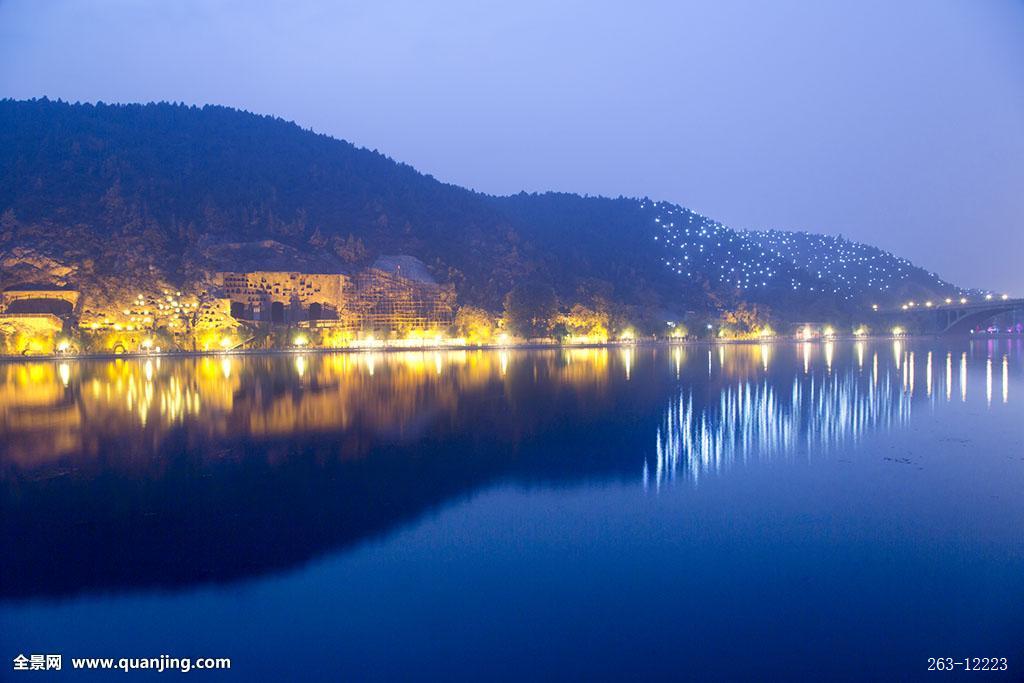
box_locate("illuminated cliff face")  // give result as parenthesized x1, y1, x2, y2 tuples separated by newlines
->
(217, 271, 349, 323)
(215, 261, 456, 333)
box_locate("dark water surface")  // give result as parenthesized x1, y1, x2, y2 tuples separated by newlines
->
(1, 340, 1022, 680)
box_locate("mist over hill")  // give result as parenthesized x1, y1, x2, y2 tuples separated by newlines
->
(0, 98, 966, 328)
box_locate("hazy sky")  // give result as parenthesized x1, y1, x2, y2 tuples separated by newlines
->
(2, 0, 1022, 292)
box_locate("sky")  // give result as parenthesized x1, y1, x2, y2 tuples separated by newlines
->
(1, 0, 1022, 293)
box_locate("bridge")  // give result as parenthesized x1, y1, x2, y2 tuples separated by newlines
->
(875, 296, 1024, 334)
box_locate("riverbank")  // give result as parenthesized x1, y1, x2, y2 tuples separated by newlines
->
(0, 333, 987, 364)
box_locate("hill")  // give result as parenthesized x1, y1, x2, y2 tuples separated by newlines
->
(0, 98, 967, 330)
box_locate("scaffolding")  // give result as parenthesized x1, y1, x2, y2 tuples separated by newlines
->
(348, 268, 455, 333)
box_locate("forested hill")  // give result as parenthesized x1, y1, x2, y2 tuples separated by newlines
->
(744, 229, 964, 302)
(0, 99, 964, 324)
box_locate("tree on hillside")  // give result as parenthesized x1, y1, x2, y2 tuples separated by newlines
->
(559, 304, 609, 340)
(503, 280, 558, 338)
(455, 305, 497, 343)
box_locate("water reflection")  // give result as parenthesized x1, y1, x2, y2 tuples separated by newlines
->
(650, 338, 1020, 489)
(653, 368, 907, 488)
(0, 340, 1019, 598)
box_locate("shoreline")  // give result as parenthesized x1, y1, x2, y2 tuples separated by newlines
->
(1, 333, 1012, 364)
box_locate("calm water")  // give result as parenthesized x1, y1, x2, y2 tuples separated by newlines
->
(1, 340, 1022, 680)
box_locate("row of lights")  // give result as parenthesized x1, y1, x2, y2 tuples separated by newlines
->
(874, 294, 1011, 311)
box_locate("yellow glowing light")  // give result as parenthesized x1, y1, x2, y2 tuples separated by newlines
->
(800, 326, 813, 341)
(901, 305, 908, 310)
(220, 337, 233, 349)
(823, 326, 835, 337)
(944, 298, 952, 304)
(871, 304, 878, 311)
(891, 326, 905, 336)
(1001, 294, 1009, 300)
(853, 326, 868, 336)
(925, 301, 933, 307)
(985, 294, 993, 300)
(497, 333, 511, 346)
(56, 339, 71, 353)
(619, 328, 635, 341)
(566, 334, 608, 345)
(907, 301, 915, 307)
(293, 333, 309, 347)
(141, 338, 153, 350)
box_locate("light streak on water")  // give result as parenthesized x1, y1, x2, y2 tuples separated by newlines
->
(1004, 355, 1009, 404)
(908, 352, 915, 395)
(926, 351, 932, 397)
(652, 368, 908, 488)
(946, 353, 952, 401)
(986, 357, 992, 406)
(960, 352, 967, 402)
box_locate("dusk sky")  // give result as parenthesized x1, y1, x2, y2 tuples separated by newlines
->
(2, 0, 1022, 293)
